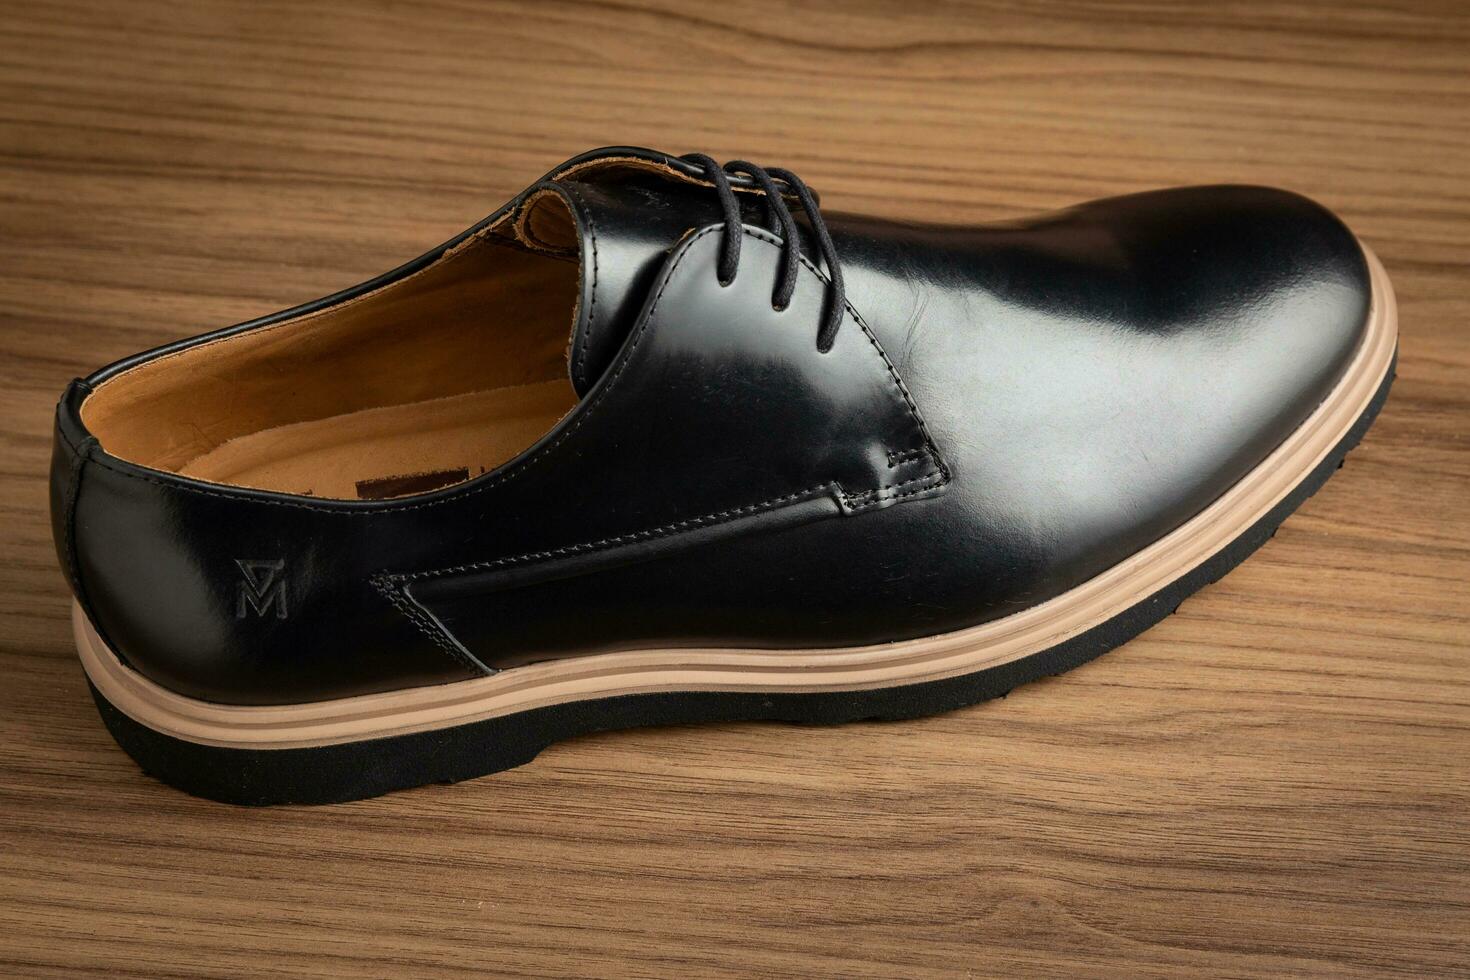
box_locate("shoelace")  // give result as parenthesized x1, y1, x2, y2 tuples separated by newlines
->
(680, 153, 846, 352)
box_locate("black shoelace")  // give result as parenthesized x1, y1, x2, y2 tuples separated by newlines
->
(680, 154, 846, 353)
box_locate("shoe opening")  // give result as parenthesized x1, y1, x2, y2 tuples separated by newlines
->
(79, 201, 584, 500)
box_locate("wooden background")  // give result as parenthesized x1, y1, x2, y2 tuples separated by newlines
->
(1, 1, 1466, 976)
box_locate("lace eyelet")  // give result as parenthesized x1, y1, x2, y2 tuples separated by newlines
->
(680, 153, 845, 348)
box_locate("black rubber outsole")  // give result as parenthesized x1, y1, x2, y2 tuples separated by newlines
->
(88, 357, 1396, 805)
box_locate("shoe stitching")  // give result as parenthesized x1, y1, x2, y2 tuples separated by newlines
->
(368, 574, 487, 674)
(62, 434, 96, 597)
(387, 468, 949, 586)
(885, 447, 929, 468)
(563, 181, 599, 391)
(377, 468, 948, 655)
(385, 483, 833, 583)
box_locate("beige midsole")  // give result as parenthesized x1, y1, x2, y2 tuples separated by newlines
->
(75, 247, 1399, 751)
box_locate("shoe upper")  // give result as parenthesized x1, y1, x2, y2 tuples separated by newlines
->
(50, 146, 1372, 704)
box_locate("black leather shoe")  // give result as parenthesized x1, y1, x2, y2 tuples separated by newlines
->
(50, 147, 1397, 804)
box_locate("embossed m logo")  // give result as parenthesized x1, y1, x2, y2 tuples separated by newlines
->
(235, 559, 288, 619)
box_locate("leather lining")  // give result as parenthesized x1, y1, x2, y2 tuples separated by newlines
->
(515, 188, 580, 255)
(81, 232, 581, 498)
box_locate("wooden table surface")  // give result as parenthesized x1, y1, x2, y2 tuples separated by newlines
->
(2, 1, 1467, 976)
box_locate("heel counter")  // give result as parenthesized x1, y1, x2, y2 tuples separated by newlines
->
(50, 381, 100, 615)
(57, 407, 483, 705)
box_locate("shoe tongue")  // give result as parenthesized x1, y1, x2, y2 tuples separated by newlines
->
(515, 171, 724, 396)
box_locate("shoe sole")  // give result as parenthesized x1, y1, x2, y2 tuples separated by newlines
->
(75, 247, 1400, 805)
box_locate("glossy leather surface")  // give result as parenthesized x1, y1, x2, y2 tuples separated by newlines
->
(50, 147, 1371, 704)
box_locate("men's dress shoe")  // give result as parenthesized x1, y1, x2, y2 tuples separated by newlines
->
(50, 147, 1397, 804)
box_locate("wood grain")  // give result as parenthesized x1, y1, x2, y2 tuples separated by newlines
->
(1, 1, 1467, 976)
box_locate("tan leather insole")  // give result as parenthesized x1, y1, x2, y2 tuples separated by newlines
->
(178, 379, 577, 498)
